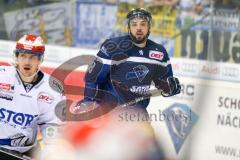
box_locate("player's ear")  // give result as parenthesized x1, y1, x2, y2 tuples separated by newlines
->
(128, 29, 131, 35)
(12, 51, 18, 66)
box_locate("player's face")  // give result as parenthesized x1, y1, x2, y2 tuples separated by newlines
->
(16, 53, 41, 77)
(129, 17, 149, 44)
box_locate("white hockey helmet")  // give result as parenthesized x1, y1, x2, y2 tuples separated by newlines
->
(15, 34, 45, 58)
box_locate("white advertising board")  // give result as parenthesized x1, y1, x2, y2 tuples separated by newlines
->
(0, 40, 240, 159)
(148, 77, 240, 160)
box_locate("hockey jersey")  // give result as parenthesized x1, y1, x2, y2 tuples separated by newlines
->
(0, 66, 65, 153)
(84, 35, 173, 109)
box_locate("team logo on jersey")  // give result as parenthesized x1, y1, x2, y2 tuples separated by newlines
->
(126, 65, 149, 82)
(130, 85, 150, 95)
(163, 103, 198, 154)
(0, 83, 14, 92)
(38, 92, 54, 104)
(149, 50, 164, 60)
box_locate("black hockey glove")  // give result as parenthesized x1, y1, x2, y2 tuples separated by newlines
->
(156, 77, 181, 97)
(161, 77, 181, 97)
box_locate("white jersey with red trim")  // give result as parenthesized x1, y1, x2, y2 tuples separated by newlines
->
(0, 66, 65, 153)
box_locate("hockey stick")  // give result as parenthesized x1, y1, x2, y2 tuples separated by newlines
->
(119, 88, 163, 108)
(0, 147, 32, 160)
(72, 83, 167, 115)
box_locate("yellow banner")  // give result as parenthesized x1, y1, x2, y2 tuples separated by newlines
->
(115, 4, 177, 38)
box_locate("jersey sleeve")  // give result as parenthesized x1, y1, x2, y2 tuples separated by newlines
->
(83, 39, 113, 102)
(37, 90, 66, 146)
(38, 94, 69, 160)
(161, 50, 173, 79)
(152, 45, 173, 88)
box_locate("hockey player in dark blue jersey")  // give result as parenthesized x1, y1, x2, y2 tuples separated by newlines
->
(75, 8, 181, 112)
(72, 8, 181, 160)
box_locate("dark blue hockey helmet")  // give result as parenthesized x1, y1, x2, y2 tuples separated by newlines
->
(126, 8, 152, 28)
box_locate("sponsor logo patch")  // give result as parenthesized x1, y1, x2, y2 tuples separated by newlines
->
(38, 92, 54, 104)
(130, 85, 150, 95)
(149, 50, 164, 60)
(0, 93, 13, 101)
(45, 126, 58, 138)
(0, 83, 13, 91)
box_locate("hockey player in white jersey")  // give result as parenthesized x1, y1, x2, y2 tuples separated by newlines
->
(0, 34, 65, 159)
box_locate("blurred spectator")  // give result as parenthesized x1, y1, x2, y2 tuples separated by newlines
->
(106, 0, 152, 4)
(102, 0, 139, 4)
(232, 0, 240, 9)
(146, 0, 208, 14)
(103, 0, 141, 4)
(163, 0, 202, 11)
(4, 0, 16, 4)
(190, 0, 210, 14)
(27, 0, 35, 6)
(146, 0, 209, 14)
(148, 0, 171, 7)
(104, 0, 119, 4)
(215, 0, 237, 9)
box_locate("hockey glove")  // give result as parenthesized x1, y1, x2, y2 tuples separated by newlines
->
(10, 133, 29, 147)
(161, 77, 181, 97)
(73, 100, 99, 114)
